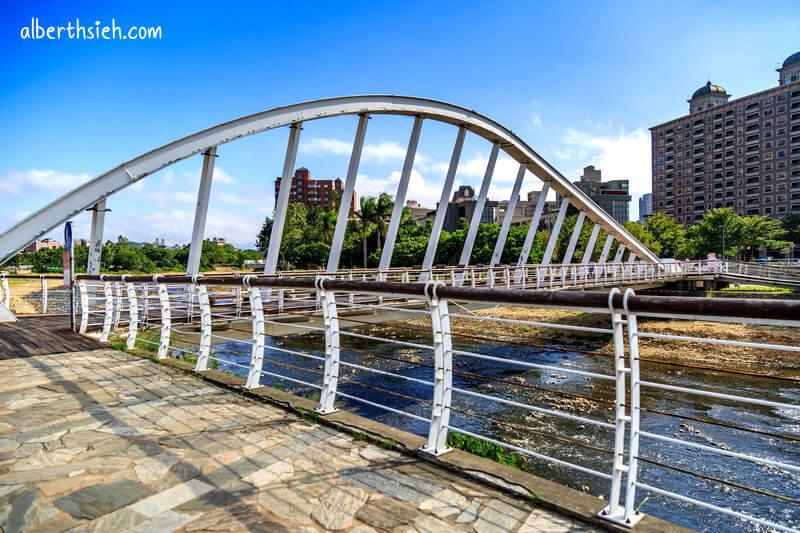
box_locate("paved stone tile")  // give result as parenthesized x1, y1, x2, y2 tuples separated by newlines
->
(0, 349, 592, 531)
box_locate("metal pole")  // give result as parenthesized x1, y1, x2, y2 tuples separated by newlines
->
(562, 211, 586, 265)
(581, 223, 601, 264)
(317, 282, 341, 414)
(541, 198, 570, 265)
(458, 142, 500, 271)
(187, 147, 217, 276)
(614, 243, 627, 263)
(245, 282, 265, 388)
(490, 163, 527, 267)
(327, 115, 368, 272)
(87, 199, 107, 275)
(420, 126, 466, 281)
(265, 124, 302, 274)
(515, 182, 551, 280)
(598, 235, 614, 264)
(378, 116, 424, 274)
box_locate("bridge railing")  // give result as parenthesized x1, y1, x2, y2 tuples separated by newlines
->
(73, 272, 800, 530)
(0, 273, 69, 315)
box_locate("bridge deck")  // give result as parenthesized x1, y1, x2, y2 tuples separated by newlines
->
(0, 344, 589, 531)
(0, 315, 104, 360)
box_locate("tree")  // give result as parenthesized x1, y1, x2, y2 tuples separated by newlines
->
(687, 208, 743, 259)
(645, 212, 688, 258)
(738, 216, 792, 260)
(781, 214, 800, 250)
(622, 221, 662, 258)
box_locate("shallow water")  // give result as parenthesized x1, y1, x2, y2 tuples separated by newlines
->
(207, 328, 800, 532)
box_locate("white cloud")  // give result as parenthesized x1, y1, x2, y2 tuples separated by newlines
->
(531, 113, 542, 128)
(560, 128, 651, 194)
(180, 166, 237, 185)
(300, 137, 439, 168)
(354, 169, 454, 209)
(0, 169, 92, 196)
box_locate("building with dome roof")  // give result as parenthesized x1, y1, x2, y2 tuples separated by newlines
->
(650, 51, 800, 224)
(689, 81, 730, 113)
(778, 52, 800, 86)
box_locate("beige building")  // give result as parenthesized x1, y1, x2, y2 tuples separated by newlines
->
(22, 238, 61, 253)
(650, 51, 800, 223)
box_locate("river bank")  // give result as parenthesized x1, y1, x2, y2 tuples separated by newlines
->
(387, 305, 800, 376)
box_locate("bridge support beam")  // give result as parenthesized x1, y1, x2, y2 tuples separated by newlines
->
(265, 124, 302, 274)
(628, 253, 637, 263)
(598, 235, 614, 264)
(327, 115, 369, 272)
(516, 182, 550, 274)
(541, 198, 569, 265)
(378, 117, 423, 274)
(614, 244, 626, 263)
(562, 211, 586, 265)
(420, 126, 466, 281)
(457, 142, 499, 274)
(490, 163, 527, 267)
(87, 199, 107, 275)
(187, 148, 217, 276)
(582, 223, 601, 264)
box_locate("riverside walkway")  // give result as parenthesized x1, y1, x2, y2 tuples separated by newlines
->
(0, 325, 603, 532)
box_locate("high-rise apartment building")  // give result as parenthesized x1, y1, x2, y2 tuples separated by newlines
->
(650, 52, 800, 224)
(558, 166, 631, 223)
(639, 193, 653, 221)
(439, 185, 498, 232)
(274, 168, 355, 211)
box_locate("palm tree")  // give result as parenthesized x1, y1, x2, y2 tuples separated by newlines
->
(357, 196, 378, 267)
(374, 193, 394, 250)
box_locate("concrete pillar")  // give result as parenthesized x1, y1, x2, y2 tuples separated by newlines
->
(598, 235, 614, 264)
(187, 147, 217, 276)
(378, 117, 423, 273)
(541, 198, 569, 265)
(327, 115, 369, 272)
(562, 211, 586, 265)
(490, 163, 527, 266)
(458, 142, 499, 267)
(516, 182, 550, 267)
(265, 124, 302, 274)
(420, 126, 466, 279)
(581, 223, 601, 264)
(87, 199, 107, 275)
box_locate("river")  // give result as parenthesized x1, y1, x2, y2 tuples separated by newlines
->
(206, 326, 800, 532)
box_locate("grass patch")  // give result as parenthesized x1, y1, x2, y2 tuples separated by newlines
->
(447, 431, 528, 471)
(721, 285, 792, 293)
(380, 438, 398, 450)
(352, 431, 366, 442)
(110, 341, 127, 351)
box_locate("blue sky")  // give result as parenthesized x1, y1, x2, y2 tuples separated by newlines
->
(1, 1, 798, 248)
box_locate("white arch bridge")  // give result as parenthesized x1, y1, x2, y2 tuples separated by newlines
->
(0, 95, 658, 275)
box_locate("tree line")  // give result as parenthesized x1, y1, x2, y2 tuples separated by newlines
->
(7, 199, 798, 274)
(6, 236, 262, 273)
(255, 195, 799, 270)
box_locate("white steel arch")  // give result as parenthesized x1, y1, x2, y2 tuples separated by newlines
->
(0, 95, 657, 266)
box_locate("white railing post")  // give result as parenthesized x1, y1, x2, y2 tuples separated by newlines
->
(245, 277, 265, 389)
(421, 282, 453, 456)
(235, 285, 242, 317)
(0, 274, 7, 308)
(112, 281, 122, 329)
(78, 279, 89, 334)
(40, 276, 48, 314)
(621, 288, 643, 525)
(599, 287, 631, 524)
(124, 277, 138, 349)
(156, 279, 171, 359)
(316, 277, 341, 414)
(194, 282, 212, 371)
(100, 278, 114, 342)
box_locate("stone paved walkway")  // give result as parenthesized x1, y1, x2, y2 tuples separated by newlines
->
(0, 349, 592, 532)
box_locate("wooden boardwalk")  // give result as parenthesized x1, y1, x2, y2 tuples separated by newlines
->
(0, 316, 105, 359)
